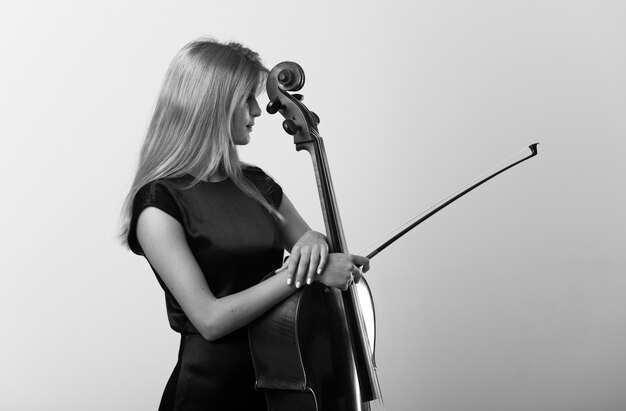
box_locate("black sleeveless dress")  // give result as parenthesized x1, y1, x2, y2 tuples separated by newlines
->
(128, 166, 284, 411)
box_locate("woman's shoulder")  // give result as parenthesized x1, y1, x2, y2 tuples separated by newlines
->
(135, 175, 195, 202)
(141, 174, 192, 190)
(242, 164, 280, 187)
(241, 164, 283, 208)
(241, 163, 266, 177)
(129, 177, 188, 255)
(133, 175, 194, 218)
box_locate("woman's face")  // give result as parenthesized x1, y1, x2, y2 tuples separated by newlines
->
(232, 93, 261, 145)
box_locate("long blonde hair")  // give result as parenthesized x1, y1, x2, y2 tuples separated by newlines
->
(120, 39, 278, 245)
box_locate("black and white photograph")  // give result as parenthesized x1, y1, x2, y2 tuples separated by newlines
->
(2, 1, 624, 410)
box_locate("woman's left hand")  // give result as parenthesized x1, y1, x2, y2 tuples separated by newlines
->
(277, 230, 329, 288)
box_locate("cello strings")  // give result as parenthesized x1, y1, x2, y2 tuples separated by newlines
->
(313, 127, 385, 405)
(355, 145, 534, 256)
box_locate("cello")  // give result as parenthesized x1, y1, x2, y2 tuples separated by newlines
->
(249, 62, 383, 411)
(249, 61, 539, 411)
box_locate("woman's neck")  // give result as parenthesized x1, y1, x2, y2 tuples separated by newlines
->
(188, 172, 227, 183)
(206, 173, 227, 183)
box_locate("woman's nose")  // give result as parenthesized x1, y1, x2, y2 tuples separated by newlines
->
(250, 97, 261, 117)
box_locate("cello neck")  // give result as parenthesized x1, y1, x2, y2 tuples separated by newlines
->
(297, 134, 348, 253)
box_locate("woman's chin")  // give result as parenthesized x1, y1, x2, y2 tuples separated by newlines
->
(233, 134, 251, 146)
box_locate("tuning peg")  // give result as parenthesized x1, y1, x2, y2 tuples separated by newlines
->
(278, 71, 291, 85)
(311, 111, 320, 124)
(282, 119, 299, 135)
(266, 99, 284, 115)
(292, 94, 304, 101)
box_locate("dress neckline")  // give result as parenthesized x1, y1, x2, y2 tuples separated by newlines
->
(184, 174, 230, 184)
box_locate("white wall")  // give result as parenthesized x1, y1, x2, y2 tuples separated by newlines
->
(1, 1, 624, 410)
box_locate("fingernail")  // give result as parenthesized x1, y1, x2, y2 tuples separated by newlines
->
(307, 278, 312, 285)
(287, 278, 292, 285)
(296, 281, 301, 288)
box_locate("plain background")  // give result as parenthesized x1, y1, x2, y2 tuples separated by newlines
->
(1, 1, 625, 410)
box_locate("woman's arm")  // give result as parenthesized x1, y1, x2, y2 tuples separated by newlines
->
(277, 194, 329, 287)
(137, 205, 369, 342)
(137, 207, 297, 341)
(277, 194, 317, 250)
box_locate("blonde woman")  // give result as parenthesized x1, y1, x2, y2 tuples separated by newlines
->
(120, 39, 369, 410)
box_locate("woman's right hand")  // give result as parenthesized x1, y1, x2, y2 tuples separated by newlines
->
(313, 253, 370, 291)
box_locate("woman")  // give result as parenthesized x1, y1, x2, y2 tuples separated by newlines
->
(120, 39, 369, 410)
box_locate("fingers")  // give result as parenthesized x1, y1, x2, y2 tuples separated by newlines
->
(348, 271, 355, 288)
(341, 273, 354, 291)
(348, 254, 369, 286)
(317, 243, 328, 275)
(285, 248, 301, 286)
(284, 244, 327, 288)
(294, 247, 311, 288)
(351, 265, 363, 284)
(282, 249, 370, 291)
(351, 254, 370, 273)
(306, 248, 320, 286)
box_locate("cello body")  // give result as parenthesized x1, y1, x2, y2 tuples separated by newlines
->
(249, 283, 361, 410)
(249, 62, 382, 411)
